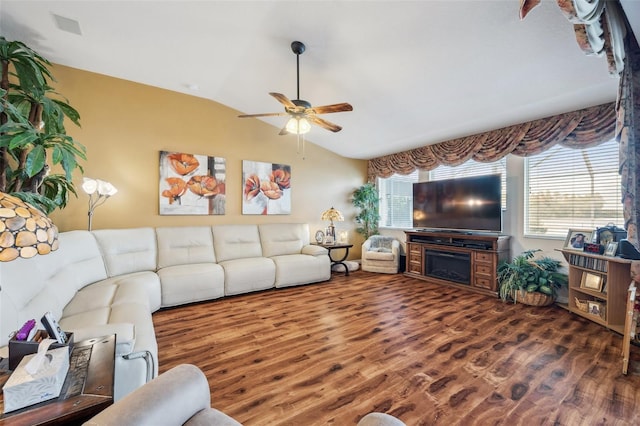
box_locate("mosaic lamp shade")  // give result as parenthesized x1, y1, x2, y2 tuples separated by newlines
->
(0, 192, 59, 262)
(321, 207, 344, 225)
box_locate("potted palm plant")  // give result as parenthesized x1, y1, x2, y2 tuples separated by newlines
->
(352, 183, 379, 239)
(0, 37, 86, 214)
(498, 249, 568, 306)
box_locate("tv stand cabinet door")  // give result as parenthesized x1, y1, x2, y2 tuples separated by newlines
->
(472, 251, 497, 291)
(407, 243, 423, 274)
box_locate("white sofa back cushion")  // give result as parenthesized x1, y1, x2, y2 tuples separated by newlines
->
(259, 223, 309, 257)
(212, 225, 263, 262)
(93, 228, 157, 277)
(0, 230, 108, 346)
(156, 226, 216, 268)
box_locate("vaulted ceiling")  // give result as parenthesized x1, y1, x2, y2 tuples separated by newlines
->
(1, 1, 636, 160)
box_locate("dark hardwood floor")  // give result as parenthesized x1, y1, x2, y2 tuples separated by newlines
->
(153, 271, 640, 425)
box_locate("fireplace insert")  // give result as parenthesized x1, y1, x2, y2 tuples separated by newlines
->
(425, 249, 470, 285)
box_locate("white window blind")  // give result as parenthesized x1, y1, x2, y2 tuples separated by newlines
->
(525, 139, 623, 238)
(428, 158, 507, 209)
(378, 170, 418, 228)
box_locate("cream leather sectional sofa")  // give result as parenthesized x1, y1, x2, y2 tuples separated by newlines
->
(0, 223, 330, 400)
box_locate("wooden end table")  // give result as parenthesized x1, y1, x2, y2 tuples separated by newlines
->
(314, 243, 354, 276)
(0, 335, 115, 425)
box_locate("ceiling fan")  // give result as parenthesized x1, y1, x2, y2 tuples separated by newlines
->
(238, 41, 353, 135)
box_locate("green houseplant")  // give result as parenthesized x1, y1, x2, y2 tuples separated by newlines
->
(498, 249, 568, 305)
(0, 37, 86, 214)
(352, 182, 380, 239)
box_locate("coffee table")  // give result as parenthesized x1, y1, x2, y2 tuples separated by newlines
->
(0, 335, 115, 425)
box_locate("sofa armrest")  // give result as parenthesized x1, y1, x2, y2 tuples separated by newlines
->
(391, 240, 400, 257)
(85, 364, 241, 426)
(68, 323, 136, 357)
(301, 245, 328, 257)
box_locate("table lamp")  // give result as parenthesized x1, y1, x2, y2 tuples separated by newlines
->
(321, 207, 344, 243)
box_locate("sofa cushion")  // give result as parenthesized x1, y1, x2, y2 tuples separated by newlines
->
(158, 263, 225, 307)
(156, 226, 216, 268)
(364, 251, 395, 261)
(95, 272, 162, 313)
(93, 228, 157, 277)
(219, 257, 275, 295)
(63, 279, 151, 317)
(258, 223, 309, 257)
(212, 225, 262, 262)
(271, 254, 330, 288)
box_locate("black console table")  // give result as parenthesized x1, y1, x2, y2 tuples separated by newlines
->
(405, 230, 510, 296)
(314, 243, 354, 276)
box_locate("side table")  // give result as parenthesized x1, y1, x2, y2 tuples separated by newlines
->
(314, 243, 354, 276)
(0, 335, 115, 425)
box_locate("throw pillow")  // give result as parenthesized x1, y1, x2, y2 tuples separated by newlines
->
(369, 236, 395, 251)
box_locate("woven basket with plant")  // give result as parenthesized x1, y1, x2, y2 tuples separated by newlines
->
(498, 249, 568, 306)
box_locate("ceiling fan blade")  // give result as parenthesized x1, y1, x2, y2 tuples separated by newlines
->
(238, 112, 288, 118)
(310, 103, 353, 115)
(308, 116, 343, 132)
(269, 92, 296, 109)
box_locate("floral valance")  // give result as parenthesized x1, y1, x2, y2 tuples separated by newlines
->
(368, 102, 616, 181)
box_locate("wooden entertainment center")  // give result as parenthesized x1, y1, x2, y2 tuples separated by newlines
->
(404, 229, 511, 295)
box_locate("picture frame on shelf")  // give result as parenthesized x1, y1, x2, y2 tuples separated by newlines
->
(587, 300, 603, 317)
(564, 228, 594, 251)
(324, 234, 335, 245)
(315, 230, 325, 244)
(581, 272, 603, 292)
(604, 242, 618, 257)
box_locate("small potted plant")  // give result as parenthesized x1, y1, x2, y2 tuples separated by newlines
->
(498, 249, 568, 306)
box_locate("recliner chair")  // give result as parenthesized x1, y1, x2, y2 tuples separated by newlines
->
(84, 364, 406, 426)
(361, 236, 400, 274)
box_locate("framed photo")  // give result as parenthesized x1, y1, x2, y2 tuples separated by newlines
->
(315, 230, 325, 244)
(604, 242, 618, 257)
(587, 301, 602, 317)
(564, 228, 594, 251)
(581, 272, 603, 292)
(324, 234, 335, 245)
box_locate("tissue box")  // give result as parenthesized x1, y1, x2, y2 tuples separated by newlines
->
(2, 346, 70, 413)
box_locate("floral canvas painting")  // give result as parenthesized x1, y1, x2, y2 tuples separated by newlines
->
(159, 151, 226, 215)
(242, 160, 291, 215)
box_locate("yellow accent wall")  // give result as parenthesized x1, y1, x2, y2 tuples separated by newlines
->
(48, 65, 367, 258)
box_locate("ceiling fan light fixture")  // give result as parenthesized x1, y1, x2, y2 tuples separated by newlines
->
(286, 116, 311, 134)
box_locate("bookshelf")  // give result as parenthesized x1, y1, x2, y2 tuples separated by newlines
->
(561, 249, 632, 334)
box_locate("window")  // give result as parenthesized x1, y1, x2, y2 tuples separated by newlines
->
(377, 159, 506, 229)
(429, 158, 507, 209)
(377, 170, 418, 228)
(525, 139, 623, 238)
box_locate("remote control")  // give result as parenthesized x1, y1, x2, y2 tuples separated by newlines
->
(41, 311, 67, 344)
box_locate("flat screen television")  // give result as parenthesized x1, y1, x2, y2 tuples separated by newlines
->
(413, 174, 502, 232)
